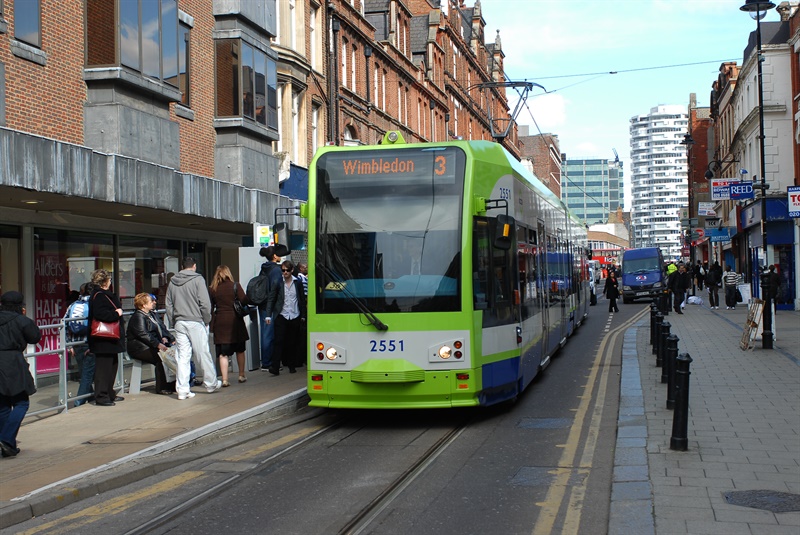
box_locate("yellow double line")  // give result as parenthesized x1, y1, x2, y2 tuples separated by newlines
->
(533, 309, 647, 535)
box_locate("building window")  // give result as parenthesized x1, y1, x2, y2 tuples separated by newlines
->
(311, 104, 319, 156)
(14, 0, 40, 47)
(178, 21, 190, 107)
(310, 7, 317, 69)
(341, 41, 347, 90)
(215, 39, 278, 130)
(87, 0, 179, 88)
(351, 45, 356, 93)
(289, 0, 297, 50)
(118, 0, 178, 84)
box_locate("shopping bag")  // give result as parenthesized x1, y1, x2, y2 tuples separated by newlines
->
(158, 347, 178, 380)
(735, 288, 743, 303)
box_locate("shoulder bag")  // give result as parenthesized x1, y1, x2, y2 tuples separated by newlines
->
(90, 294, 121, 339)
(233, 282, 252, 318)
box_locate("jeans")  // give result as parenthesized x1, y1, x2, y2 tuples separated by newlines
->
(74, 345, 95, 406)
(0, 393, 30, 449)
(724, 285, 737, 308)
(708, 285, 720, 308)
(174, 320, 217, 395)
(258, 308, 275, 368)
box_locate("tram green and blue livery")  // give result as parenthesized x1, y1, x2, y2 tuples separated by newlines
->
(306, 132, 591, 408)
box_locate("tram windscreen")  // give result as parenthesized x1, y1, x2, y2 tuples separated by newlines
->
(315, 147, 465, 313)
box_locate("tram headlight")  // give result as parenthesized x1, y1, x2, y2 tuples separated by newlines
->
(438, 345, 452, 359)
(326, 347, 338, 360)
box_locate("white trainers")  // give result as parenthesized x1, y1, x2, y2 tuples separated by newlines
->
(206, 379, 222, 393)
(177, 391, 196, 400)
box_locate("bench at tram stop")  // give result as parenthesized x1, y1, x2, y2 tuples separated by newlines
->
(127, 357, 155, 394)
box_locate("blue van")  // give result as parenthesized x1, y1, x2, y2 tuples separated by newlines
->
(620, 247, 665, 303)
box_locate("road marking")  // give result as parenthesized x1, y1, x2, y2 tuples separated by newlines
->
(225, 425, 325, 461)
(532, 309, 647, 535)
(16, 471, 205, 535)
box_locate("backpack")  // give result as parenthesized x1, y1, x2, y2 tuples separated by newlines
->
(246, 266, 275, 306)
(66, 297, 90, 335)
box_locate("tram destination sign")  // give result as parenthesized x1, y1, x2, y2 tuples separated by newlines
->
(323, 148, 460, 186)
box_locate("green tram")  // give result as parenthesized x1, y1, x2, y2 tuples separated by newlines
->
(305, 132, 591, 408)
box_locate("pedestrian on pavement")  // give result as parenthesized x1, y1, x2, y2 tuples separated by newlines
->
(267, 260, 307, 374)
(295, 262, 309, 297)
(604, 271, 620, 313)
(0, 291, 41, 457)
(209, 265, 249, 386)
(88, 269, 126, 406)
(766, 265, 781, 304)
(255, 246, 284, 372)
(669, 263, 691, 314)
(69, 282, 96, 406)
(694, 260, 705, 291)
(722, 265, 740, 310)
(126, 293, 176, 395)
(705, 261, 722, 309)
(166, 257, 221, 400)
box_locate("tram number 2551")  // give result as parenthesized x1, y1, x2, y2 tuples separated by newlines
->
(369, 340, 405, 352)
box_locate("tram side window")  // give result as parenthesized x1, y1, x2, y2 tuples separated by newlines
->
(473, 217, 516, 327)
(518, 226, 538, 321)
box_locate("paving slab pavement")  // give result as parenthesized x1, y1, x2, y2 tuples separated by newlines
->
(0, 366, 308, 529)
(610, 303, 800, 535)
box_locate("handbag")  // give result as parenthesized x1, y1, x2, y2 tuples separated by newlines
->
(735, 288, 743, 303)
(90, 318, 120, 339)
(233, 282, 253, 318)
(90, 293, 121, 339)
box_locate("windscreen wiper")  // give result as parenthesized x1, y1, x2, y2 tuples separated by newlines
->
(319, 264, 388, 331)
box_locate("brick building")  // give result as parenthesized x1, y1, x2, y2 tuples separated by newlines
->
(0, 0, 519, 378)
(517, 126, 561, 197)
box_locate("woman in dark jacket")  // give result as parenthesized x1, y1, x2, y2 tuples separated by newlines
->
(0, 291, 41, 457)
(126, 293, 176, 394)
(87, 269, 125, 406)
(604, 272, 620, 313)
(209, 265, 249, 386)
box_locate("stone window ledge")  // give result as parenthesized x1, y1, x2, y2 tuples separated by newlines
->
(84, 67, 182, 102)
(10, 40, 47, 66)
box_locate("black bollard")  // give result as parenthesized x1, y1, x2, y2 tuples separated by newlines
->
(670, 353, 693, 451)
(650, 302, 659, 347)
(665, 334, 679, 407)
(658, 321, 670, 370)
(653, 312, 663, 356)
(660, 290, 670, 316)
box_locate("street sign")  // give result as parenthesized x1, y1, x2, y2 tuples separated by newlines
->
(708, 228, 732, 243)
(789, 186, 800, 217)
(730, 181, 754, 200)
(705, 218, 722, 229)
(693, 228, 705, 238)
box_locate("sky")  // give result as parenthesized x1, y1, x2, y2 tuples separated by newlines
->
(476, 0, 784, 210)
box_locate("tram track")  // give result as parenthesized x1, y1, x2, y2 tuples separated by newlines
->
(116, 411, 474, 535)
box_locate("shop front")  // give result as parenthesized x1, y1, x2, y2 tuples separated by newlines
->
(740, 198, 796, 310)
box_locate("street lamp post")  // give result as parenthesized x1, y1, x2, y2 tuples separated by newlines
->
(680, 133, 696, 293)
(740, 0, 775, 350)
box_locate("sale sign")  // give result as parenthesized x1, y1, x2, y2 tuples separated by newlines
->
(789, 186, 800, 217)
(710, 179, 736, 201)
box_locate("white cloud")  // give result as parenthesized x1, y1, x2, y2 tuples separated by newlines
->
(514, 92, 567, 132)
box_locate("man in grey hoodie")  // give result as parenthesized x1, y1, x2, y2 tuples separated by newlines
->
(166, 257, 221, 399)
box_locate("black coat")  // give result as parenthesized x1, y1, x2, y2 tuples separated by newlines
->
(0, 310, 42, 397)
(604, 277, 619, 300)
(88, 287, 125, 354)
(126, 310, 173, 358)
